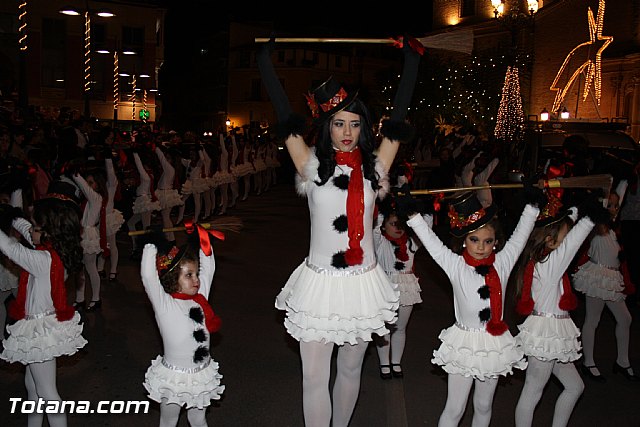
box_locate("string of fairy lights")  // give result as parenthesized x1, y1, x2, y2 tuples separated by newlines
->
(18, 1, 28, 51)
(113, 52, 119, 112)
(494, 66, 525, 142)
(131, 74, 137, 120)
(84, 12, 91, 94)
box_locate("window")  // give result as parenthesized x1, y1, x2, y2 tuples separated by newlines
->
(461, 0, 476, 17)
(122, 26, 144, 55)
(92, 23, 107, 52)
(41, 18, 66, 88)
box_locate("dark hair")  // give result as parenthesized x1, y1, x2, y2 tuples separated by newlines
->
(314, 98, 380, 190)
(84, 168, 108, 200)
(449, 217, 504, 254)
(32, 198, 83, 273)
(380, 211, 419, 253)
(514, 216, 574, 298)
(159, 247, 198, 294)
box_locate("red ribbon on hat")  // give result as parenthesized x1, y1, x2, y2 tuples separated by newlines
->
(184, 219, 225, 256)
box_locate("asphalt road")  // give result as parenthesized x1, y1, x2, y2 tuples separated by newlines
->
(1, 181, 639, 427)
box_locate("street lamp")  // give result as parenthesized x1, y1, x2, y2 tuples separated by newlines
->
(59, 2, 115, 118)
(540, 107, 549, 121)
(560, 106, 570, 119)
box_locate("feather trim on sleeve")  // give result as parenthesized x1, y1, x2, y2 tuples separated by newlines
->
(295, 149, 319, 196)
(375, 157, 389, 200)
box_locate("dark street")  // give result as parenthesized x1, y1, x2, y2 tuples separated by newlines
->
(1, 182, 639, 427)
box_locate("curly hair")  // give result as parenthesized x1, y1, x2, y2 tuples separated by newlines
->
(32, 198, 83, 273)
(159, 247, 199, 294)
(313, 98, 380, 190)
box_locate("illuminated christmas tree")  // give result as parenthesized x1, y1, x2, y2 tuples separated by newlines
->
(494, 65, 525, 143)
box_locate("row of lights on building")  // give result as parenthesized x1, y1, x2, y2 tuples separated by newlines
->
(540, 106, 570, 121)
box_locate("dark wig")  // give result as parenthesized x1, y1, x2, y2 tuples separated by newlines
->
(313, 98, 380, 190)
(32, 198, 84, 273)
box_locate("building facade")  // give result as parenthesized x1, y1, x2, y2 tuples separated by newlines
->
(0, 0, 165, 127)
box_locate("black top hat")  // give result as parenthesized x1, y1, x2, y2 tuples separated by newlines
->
(447, 191, 498, 237)
(45, 179, 82, 207)
(535, 192, 570, 227)
(304, 76, 358, 124)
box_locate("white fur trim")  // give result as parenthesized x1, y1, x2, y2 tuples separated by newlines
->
(295, 149, 320, 197)
(375, 158, 389, 200)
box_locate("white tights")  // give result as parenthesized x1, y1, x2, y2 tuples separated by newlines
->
(582, 296, 632, 368)
(97, 233, 119, 275)
(127, 211, 152, 250)
(515, 357, 583, 427)
(160, 208, 176, 242)
(300, 339, 368, 427)
(218, 184, 229, 212)
(76, 253, 100, 303)
(376, 305, 413, 367)
(438, 374, 498, 427)
(177, 193, 202, 223)
(25, 359, 66, 427)
(159, 401, 207, 427)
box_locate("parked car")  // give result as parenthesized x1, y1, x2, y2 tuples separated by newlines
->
(511, 120, 639, 181)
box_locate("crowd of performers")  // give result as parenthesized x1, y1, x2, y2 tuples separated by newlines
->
(1, 47, 640, 424)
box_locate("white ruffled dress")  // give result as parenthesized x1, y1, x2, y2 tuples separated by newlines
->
(275, 150, 398, 346)
(140, 244, 224, 409)
(0, 228, 87, 364)
(407, 205, 539, 380)
(572, 229, 625, 302)
(516, 216, 594, 363)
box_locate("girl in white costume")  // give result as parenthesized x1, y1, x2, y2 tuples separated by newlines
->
(213, 135, 235, 215)
(0, 193, 86, 427)
(373, 192, 431, 379)
(127, 150, 161, 253)
(407, 191, 540, 427)
(155, 145, 184, 242)
(572, 190, 639, 381)
(97, 155, 125, 282)
(513, 192, 601, 427)
(258, 35, 420, 426)
(72, 170, 107, 311)
(140, 227, 224, 427)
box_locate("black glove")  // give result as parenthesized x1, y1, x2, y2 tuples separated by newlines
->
(579, 190, 610, 225)
(522, 174, 548, 208)
(256, 37, 306, 140)
(390, 35, 421, 122)
(393, 183, 418, 219)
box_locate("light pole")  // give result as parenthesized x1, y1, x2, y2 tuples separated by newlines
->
(17, 1, 29, 116)
(59, 2, 115, 118)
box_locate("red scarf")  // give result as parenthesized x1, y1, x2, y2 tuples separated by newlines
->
(148, 170, 158, 202)
(335, 147, 364, 266)
(170, 292, 221, 333)
(383, 231, 409, 262)
(462, 251, 508, 336)
(517, 255, 577, 315)
(8, 243, 74, 322)
(100, 197, 110, 257)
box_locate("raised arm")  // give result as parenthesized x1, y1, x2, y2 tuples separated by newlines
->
(377, 37, 422, 172)
(105, 158, 118, 188)
(256, 38, 310, 175)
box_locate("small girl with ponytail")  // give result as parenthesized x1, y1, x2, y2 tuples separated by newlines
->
(513, 192, 599, 427)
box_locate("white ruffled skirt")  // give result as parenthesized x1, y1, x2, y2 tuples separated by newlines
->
(572, 261, 625, 301)
(432, 323, 527, 380)
(144, 355, 225, 409)
(0, 311, 87, 364)
(213, 171, 235, 186)
(275, 259, 399, 345)
(106, 209, 125, 236)
(389, 272, 422, 306)
(232, 164, 254, 178)
(133, 194, 161, 214)
(516, 315, 581, 362)
(81, 225, 102, 255)
(0, 263, 19, 292)
(254, 159, 267, 172)
(156, 188, 184, 209)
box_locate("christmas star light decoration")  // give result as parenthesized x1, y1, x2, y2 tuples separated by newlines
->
(550, 0, 612, 113)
